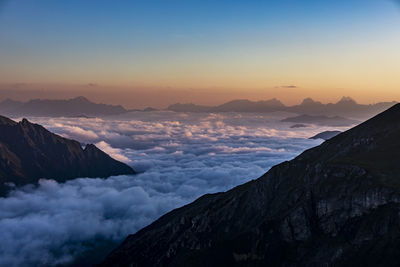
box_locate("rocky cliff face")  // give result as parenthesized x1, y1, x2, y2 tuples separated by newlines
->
(0, 115, 135, 194)
(100, 104, 400, 267)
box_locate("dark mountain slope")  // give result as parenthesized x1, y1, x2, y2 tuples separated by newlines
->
(0, 115, 135, 194)
(101, 104, 400, 267)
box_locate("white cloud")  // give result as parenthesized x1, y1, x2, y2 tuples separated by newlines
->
(95, 141, 132, 164)
(58, 125, 99, 141)
(1, 111, 351, 266)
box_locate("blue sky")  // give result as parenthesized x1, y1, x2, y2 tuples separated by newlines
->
(0, 0, 399, 106)
(2, 0, 393, 48)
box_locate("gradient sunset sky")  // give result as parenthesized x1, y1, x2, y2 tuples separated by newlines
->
(0, 0, 399, 108)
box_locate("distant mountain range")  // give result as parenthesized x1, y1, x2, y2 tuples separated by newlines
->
(168, 97, 397, 119)
(0, 96, 396, 119)
(101, 104, 400, 267)
(0, 96, 397, 119)
(0, 115, 135, 195)
(0, 96, 127, 117)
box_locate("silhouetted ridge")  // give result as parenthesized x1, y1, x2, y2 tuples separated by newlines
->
(0, 116, 135, 195)
(101, 103, 400, 267)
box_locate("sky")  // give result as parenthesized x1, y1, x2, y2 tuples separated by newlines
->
(0, 0, 400, 107)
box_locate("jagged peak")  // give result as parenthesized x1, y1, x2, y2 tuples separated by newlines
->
(84, 143, 98, 151)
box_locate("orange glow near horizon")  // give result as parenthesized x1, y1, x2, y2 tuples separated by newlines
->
(0, 0, 399, 108)
(0, 83, 399, 109)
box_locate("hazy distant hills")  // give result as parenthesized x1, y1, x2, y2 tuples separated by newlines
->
(167, 98, 285, 113)
(0, 96, 127, 117)
(281, 114, 359, 126)
(215, 98, 285, 112)
(101, 104, 400, 267)
(0, 115, 135, 195)
(287, 97, 397, 118)
(168, 97, 397, 119)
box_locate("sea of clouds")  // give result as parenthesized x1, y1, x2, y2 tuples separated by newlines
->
(0, 111, 351, 266)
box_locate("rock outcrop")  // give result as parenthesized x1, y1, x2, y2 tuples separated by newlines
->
(0, 115, 135, 195)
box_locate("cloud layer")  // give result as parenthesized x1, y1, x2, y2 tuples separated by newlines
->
(1, 111, 348, 266)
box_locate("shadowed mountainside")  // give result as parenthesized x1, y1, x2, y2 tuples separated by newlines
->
(101, 104, 400, 267)
(0, 115, 135, 195)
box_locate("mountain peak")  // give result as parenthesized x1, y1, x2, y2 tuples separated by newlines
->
(300, 97, 322, 106)
(337, 96, 357, 104)
(302, 97, 314, 103)
(262, 98, 284, 106)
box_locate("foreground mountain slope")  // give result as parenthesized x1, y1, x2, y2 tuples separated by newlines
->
(0, 115, 135, 194)
(101, 104, 400, 267)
